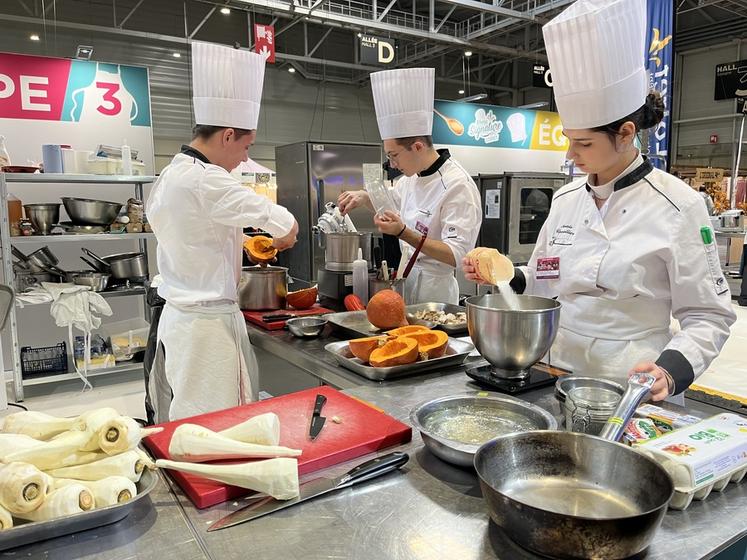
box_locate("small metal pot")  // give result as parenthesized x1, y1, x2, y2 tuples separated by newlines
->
(70, 271, 111, 292)
(238, 266, 288, 310)
(23, 203, 60, 235)
(322, 232, 373, 272)
(81, 248, 147, 279)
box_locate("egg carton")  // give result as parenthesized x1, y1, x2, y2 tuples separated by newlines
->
(636, 413, 747, 510)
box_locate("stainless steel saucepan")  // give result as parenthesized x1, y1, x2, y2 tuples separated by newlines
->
(474, 373, 674, 560)
(82, 248, 147, 279)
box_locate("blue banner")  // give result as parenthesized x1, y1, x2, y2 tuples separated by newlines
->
(646, 0, 674, 170)
(432, 100, 568, 152)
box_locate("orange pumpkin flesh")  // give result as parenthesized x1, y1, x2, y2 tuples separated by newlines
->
(387, 325, 430, 337)
(401, 330, 449, 359)
(287, 286, 318, 310)
(244, 235, 278, 263)
(348, 335, 390, 362)
(369, 337, 419, 368)
(366, 290, 407, 330)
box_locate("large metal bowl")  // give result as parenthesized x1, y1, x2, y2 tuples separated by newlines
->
(410, 393, 557, 467)
(466, 294, 561, 379)
(23, 203, 60, 235)
(62, 197, 123, 226)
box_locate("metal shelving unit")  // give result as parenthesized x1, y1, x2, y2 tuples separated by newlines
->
(0, 173, 156, 401)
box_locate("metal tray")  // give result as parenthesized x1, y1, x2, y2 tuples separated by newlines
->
(0, 467, 157, 551)
(325, 338, 475, 381)
(326, 303, 468, 339)
(405, 302, 468, 335)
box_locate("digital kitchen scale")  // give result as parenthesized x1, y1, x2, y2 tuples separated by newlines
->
(466, 362, 571, 394)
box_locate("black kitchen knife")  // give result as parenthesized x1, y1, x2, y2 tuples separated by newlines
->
(309, 394, 327, 440)
(207, 452, 409, 532)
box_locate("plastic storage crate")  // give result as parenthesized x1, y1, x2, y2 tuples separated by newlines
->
(20, 343, 68, 377)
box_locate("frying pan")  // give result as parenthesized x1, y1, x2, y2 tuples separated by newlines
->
(474, 373, 675, 560)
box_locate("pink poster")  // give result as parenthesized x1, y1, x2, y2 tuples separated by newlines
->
(0, 53, 71, 121)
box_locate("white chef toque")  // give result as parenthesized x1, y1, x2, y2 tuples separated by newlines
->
(542, 0, 648, 129)
(371, 68, 435, 140)
(191, 41, 266, 130)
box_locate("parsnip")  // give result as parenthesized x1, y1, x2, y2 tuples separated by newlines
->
(2, 430, 91, 470)
(219, 413, 281, 446)
(169, 424, 301, 463)
(0, 433, 45, 456)
(54, 476, 137, 506)
(45, 449, 150, 482)
(14, 483, 94, 522)
(75, 408, 121, 451)
(0, 462, 48, 514)
(1, 411, 78, 440)
(0, 503, 12, 530)
(156, 457, 299, 500)
(98, 416, 163, 456)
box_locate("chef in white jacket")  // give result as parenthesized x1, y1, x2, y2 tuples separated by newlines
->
(464, 0, 736, 402)
(338, 68, 481, 305)
(146, 42, 298, 422)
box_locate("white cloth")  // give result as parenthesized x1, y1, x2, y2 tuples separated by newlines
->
(191, 41, 266, 130)
(371, 68, 435, 139)
(149, 301, 257, 422)
(146, 152, 295, 305)
(41, 282, 113, 390)
(542, 0, 648, 129)
(519, 161, 736, 392)
(391, 152, 481, 304)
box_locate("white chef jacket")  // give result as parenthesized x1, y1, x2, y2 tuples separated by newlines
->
(391, 150, 482, 304)
(516, 155, 736, 394)
(147, 148, 295, 305)
(145, 146, 295, 421)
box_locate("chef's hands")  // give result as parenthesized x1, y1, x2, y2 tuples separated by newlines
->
(629, 361, 674, 402)
(374, 210, 404, 236)
(338, 190, 370, 215)
(272, 220, 299, 251)
(462, 257, 491, 285)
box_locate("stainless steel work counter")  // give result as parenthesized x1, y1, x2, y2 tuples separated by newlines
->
(5, 323, 746, 559)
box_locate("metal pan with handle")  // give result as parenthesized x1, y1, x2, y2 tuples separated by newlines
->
(82, 248, 147, 279)
(474, 373, 675, 560)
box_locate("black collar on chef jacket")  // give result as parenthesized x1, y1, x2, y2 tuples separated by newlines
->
(418, 148, 451, 177)
(180, 144, 211, 165)
(584, 156, 654, 193)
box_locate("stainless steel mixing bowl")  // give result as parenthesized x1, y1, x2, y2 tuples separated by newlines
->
(466, 294, 561, 379)
(23, 203, 60, 235)
(286, 317, 328, 338)
(62, 197, 123, 226)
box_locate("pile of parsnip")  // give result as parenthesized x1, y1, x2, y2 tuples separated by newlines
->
(0, 409, 302, 530)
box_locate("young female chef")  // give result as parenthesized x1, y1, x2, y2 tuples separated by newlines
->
(463, 0, 736, 402)
(338, 68, 482, 305)
(146, 42, 298, 422)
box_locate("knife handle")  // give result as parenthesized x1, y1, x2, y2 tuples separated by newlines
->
(338, 452, 409, 488)
(312, 394, 327, 416)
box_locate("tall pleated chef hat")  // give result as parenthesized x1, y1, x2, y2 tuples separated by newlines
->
(542, 0, 648, 129)
(371, 68, 435, 140)
(191, 41, 266, 130)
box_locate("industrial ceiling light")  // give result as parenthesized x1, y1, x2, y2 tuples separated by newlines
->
(458, 89, 465, 95)
(518, 101, 549, 109)
(220, 7, 231, 14)
(288, 67, 296, 73)
(29, 34, 40, 41)
(459, 93, 488, 103)
(173, 52, 181, 58)
(75, 45, 93, 60)
(464, 50, 473, 57)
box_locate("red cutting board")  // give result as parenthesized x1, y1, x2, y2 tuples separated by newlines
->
(242, 305, 334, 330)
(143, 386, 411, 509)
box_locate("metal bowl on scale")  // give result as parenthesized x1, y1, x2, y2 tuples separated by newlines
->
(465, 294, 561, 379)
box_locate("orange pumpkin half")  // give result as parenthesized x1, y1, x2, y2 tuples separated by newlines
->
(244, 235, 278, 263)
(369, 337, 419, 368)
(287, 286, 318, 310)
(348, 335, 390, 362)
(387, 325, 431, 337)
(401, 330, 449, 359)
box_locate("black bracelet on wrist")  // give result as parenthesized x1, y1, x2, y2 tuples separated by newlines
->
(396, 225, 407, 238)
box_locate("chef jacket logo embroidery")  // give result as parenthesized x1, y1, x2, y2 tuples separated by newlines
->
(468, 109, 503, 144)
(446, 225, 458, 239)
(550, 225, 575, 246)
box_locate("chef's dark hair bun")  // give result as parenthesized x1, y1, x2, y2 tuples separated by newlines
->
(592, 90, 664, 141)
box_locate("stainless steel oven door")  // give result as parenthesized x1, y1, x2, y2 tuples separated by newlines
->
(507, 183, 560, 263)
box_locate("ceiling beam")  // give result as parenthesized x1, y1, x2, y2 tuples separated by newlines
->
(118, 0, 147, 28)
(437, 0, 537, 22)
